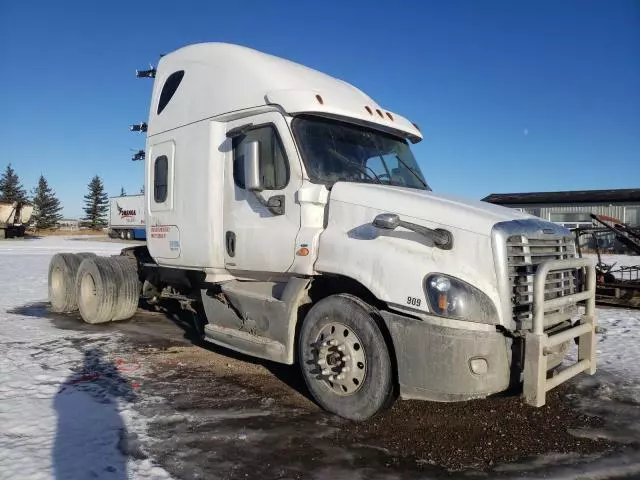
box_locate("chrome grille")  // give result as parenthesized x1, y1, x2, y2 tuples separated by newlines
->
(507, 235, 578, 328)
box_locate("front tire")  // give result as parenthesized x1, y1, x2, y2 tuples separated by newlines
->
(298, 294, 395, 421)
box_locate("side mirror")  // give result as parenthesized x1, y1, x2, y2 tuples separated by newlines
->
(243, 141, 262, 192)
(373, 213, 400, 230)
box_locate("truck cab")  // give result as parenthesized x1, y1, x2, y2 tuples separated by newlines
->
(50, 43, 597, 420)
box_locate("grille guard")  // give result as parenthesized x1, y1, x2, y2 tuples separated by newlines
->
(523, 257, 597, 407)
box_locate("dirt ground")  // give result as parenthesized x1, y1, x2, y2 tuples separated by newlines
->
(13, 303, 639, 479)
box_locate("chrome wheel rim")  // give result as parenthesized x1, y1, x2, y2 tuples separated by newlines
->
(312, 322, 366, 396)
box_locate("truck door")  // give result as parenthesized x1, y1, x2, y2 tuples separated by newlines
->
(223, 113, 302, 273)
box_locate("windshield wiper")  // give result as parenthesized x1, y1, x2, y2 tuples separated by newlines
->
(361, 164, 383, 184)
(329, 148, 383, 184)
(393, 155, 429, 189)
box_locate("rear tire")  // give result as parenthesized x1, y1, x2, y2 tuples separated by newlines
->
(76, 257, 118, 324)
(110, 256, 140, 321)
(298, 294, 395, 421)
(49, 253, 83, 312)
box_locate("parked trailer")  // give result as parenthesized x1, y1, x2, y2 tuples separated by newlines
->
(1, 201, 33, 238)
(108, 195, 146, 240)
(48, 43, 597, 420)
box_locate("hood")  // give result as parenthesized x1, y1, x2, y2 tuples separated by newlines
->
(328, 182, 534, 236)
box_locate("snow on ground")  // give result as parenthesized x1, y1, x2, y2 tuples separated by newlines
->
(0, 236, 172, 480)
(585, 253, 639, 280)
(0, 236, 639, 479)
(597, 254, 640, 269)
(592, 307, 640, 384)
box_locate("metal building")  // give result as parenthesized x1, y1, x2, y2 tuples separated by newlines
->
(56, 219, 80, 231)
(482, 188, 640, 229)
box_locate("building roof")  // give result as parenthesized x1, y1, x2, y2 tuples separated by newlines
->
(482, 188, 640, 205)
(148, 43, 421, 142)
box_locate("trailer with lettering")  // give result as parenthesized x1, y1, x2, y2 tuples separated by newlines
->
(108, 194, 145, 240)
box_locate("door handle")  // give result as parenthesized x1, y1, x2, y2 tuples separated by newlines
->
(225, 231, 236, 257)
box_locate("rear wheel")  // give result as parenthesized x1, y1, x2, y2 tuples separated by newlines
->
(298, 294, 395, 421)
(49, 254, 82, 312)
(76, 257, 118, 324)
(110, 256, 140, 321)
(49, 253, 97, 312)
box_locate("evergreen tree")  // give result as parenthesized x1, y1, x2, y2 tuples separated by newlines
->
(0, 163, 28, 203)
(83, 175, 109, 229)
(31, 175, 63, 229)
(120, 186, 126, 196)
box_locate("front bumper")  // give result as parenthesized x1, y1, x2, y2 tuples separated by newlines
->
(522, 258, 597, 407)
(381, 257, 597, 407)
(380, 311, 511, 402)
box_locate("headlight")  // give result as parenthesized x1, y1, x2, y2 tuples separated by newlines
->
(424, 274, 498, 324)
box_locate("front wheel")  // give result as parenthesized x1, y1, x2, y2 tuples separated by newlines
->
(298, 294, 396, 421)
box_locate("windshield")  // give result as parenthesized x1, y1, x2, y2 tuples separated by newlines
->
(291, 115, 430, 191)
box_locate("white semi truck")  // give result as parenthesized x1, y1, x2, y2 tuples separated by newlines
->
(48, 43, 597, 420)
(108, 194, 146, 240)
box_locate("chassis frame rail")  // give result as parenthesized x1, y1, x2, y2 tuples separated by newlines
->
(523, 258, 597, 407)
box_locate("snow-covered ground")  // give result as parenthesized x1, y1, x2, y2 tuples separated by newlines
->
(0, 237, 172, 480)
(0, 236, 638, 479)
(597, 254, 639, 269)
(586, 253, 639, 281)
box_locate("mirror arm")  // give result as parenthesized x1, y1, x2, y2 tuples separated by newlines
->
(398, 220, 453, 250)
(373, 213, 453, 250)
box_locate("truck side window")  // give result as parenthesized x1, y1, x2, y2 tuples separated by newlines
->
(154, 155, 168, 202)
(233, 126, 289, 190)
(157, 71, 185, 114)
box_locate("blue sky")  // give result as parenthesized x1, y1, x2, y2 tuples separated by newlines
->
(1, 0, 638, 218)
